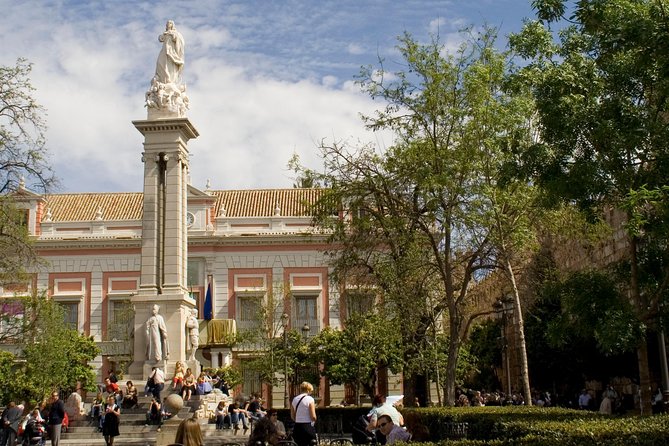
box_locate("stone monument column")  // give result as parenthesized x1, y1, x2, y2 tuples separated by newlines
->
(128, 20, 198, 378)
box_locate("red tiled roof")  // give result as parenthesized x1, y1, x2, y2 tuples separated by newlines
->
(44, 193, 143, 222)
(210, 189, 324, 217)
(42, 189, 324, 222)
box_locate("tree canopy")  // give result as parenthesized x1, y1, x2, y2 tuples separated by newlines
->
(0, 293, 99, 404)
(510, 0, 669, 412)
(310, 312, 402, 404)
(294, 28, 538, 405)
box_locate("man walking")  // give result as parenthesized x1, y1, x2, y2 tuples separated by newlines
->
(149, 366, 165, 402)
(47, 391, 66, 446)
(2, 401, 23, 446)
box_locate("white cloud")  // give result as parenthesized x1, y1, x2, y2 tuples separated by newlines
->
(187, 25, 234, 52)
(347, 43, 365, 55)
(0, 0, 533, 193)
(321, 75, 338, 88)
(185, 58, 389, 190)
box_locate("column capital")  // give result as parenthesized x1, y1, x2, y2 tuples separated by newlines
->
(132, 117, 199, 140)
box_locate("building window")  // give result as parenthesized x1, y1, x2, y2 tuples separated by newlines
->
(294, 295, 319, 337)
(241, 360, 262, 397)
(50, 276, 86, 333)
(0, 299, 25, 343)
(237, 294, 263, 333)
(107, 300, 133, 341)
(12, 209, 29, 227)
(59, 302, 79, 330)
(344, 290, 375, 318)
(188, 258, 205, 310)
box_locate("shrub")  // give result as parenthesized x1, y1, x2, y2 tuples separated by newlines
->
(400, 407, 669, 445)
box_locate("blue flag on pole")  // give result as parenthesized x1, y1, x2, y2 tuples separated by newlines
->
(204, 281, 213, 320)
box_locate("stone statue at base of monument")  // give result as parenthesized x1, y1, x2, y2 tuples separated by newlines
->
(146, 304, 170, 362)
(186, 308, 199, 361)
(145, 20, 190, 117)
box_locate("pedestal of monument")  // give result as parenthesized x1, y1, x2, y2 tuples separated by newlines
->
(129, 291, 198, 378)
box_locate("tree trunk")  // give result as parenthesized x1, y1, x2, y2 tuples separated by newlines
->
(403, 376, 417, 408)
(432, 324, 442, 406)
(630, 235, 653, 415)
(444, 321, 460, 406)
(504, 258, 532, 406)
(402, 373, 427, 407)
(434, 348, 442, 406)
(355, 378, 361, 406)
(637, 339, 653, 415)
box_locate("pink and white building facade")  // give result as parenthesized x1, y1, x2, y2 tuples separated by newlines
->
(8, 181, 345, 406)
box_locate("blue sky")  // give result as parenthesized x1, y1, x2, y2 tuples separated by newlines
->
(0, 0, 537, 193)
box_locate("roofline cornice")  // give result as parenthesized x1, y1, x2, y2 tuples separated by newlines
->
(35, 238, 141, 251)
(187, 233, 331, 247)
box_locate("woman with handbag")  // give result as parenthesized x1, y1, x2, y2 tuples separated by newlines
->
(290, 382, 317, 446)
(101, 395, 120, 446)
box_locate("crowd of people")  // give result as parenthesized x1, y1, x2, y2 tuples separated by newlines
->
(166, 362, 231, 402)
(350, 393, 431, 445)
(454, 388, 529, 407)
(0, 391, 65, 446)
(2, 365, 651, 446)
(171, 387, 288, 446)
(452, 383, 651, 415)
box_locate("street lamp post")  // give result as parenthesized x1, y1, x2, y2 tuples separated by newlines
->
(299, 323, 311, 400)
(281, 313, 289, 409)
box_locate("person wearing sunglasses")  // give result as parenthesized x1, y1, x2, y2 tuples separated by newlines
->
(267, 409, 286, 438)
(376, 414, 410, 445)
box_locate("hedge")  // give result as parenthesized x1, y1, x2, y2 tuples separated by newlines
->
(274, 406, 669, 445)
(401, 406, 669, 445)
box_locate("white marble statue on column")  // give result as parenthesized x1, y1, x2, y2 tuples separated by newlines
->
(146, 304, 170, 362)
(145, 20, 190, 117)
(186, 308, 199, 361)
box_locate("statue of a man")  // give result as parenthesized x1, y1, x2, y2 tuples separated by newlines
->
(186, 308, 199, 361)
(155, 20, 184, 85)
(146, 304, 169, 362)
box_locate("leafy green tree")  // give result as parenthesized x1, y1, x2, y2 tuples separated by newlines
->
(0, 198, 39, 285)
(467, 320, 503, 392)
(22, 330, 99, 402)
(0, 351, 15, 403)
(238, 284, 287, 387)
(212, 365, 243, 390)
(543, 270, 644, 354)
(274, 329, 317, 396)
(483, 135, 542, 404)
(300, 29, 536, 405)
(310, 312, 402, 405)
(0, 292, 99, 404)
(524, 268, 641, 397)
(287, 153, 322, 189)
(509, 0, 669, 412)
